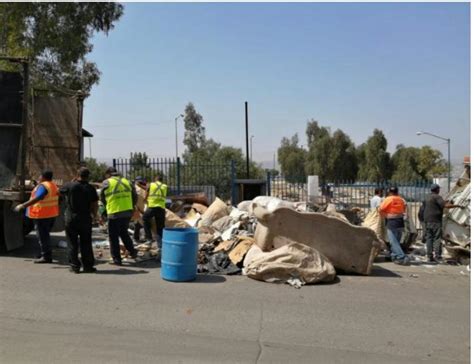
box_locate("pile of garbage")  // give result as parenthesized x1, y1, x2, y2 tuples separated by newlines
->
(167, 195, 383, 288)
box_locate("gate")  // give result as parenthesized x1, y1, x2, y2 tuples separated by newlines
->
(113, 157, 236, 203)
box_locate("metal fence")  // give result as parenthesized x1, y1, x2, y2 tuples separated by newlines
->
(113, 157, 235, 201)
(268, 175, 432, 229)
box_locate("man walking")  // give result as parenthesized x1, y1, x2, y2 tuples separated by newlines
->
(132, 176, 147, 243)
(60, 167, 99, 273)
(422, 184, 461, 263)
(14, 170, 59, 263)
(379, 186, 409, 265)
(370, 188, 383, 209)
(143, 174, 168, 248)
(100, 167, 138, 265)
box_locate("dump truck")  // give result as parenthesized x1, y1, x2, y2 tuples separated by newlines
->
(0, 57, 90, 251)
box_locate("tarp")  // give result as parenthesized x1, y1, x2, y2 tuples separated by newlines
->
(244, 242, 336, 285)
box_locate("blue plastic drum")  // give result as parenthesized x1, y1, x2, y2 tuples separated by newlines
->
(161, 227, 198, 282)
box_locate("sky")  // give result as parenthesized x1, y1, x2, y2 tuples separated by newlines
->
(83, 2, 470, 167)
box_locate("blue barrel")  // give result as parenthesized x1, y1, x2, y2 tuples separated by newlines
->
(161, 228, 198, 282)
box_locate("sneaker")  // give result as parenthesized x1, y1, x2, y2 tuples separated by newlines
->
(427, 255, 436, 263)
(82, 267, 97, 273)
(108, 259, 122, 266)
(69, 267, 80, 274)
(394, 257, 410, 266)
(34, 257, 52, 264)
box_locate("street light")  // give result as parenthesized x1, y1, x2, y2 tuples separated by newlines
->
(174, 114, 184, 160)
(250, 135, 254, 163)
(416, 131, 451, 189)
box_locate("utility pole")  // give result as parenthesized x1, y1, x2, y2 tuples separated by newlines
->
(245, 101, 250, 178)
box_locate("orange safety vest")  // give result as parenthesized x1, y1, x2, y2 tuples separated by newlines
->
(379, 195, 406, 216)
(27, 181, 60, 219)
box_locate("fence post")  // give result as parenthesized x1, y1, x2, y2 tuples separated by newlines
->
(177, 157, 181, 195)
(231, 160, 236, 205)
(266, 171, 271, 196)
(112, 158, 116, 169)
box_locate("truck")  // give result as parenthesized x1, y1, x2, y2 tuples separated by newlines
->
(0, 57, 91, 252)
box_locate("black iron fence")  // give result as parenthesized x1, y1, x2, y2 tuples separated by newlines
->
(113, 157, 236, 202)
(267, 174, 432, 228)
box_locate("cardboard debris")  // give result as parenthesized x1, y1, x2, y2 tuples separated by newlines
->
(165, 209, 190, 228)
(192, 203, 208, 215)
(253, 206, 381, 275)
(184, 209, 201, 227)
(199, 197, 230, 227)
(228, 238, 254, 265)
(212, 215, 235, 233)
(213, 240, 234, 253)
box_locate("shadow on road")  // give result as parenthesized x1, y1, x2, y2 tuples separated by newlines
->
(193, 274, 227, 283)
(368, 265, 402, 278)
(96, 268, 149, 275)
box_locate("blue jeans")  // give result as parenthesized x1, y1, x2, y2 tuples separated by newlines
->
(34, 218, 55, 259)
(387, 227, 406, 262)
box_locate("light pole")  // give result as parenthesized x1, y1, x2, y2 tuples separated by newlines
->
(250, 135, 254, 164)
(416, 131, 451, 189)
(175, 114, 184, 160)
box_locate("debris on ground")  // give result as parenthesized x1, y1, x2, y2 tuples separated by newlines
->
(243, 242, 336, 287)
(199, 197, 230, 227)
(252, 206, 381, 275)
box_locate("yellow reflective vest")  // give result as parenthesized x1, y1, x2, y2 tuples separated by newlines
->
(103, 177, 133, 214)
(147, 182, 167, 209)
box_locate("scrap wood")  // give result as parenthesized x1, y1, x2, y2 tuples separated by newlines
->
(169, 192, 209, 206)
(228, 238, 254, 265)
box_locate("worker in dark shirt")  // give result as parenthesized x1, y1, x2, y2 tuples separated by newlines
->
(422, 184, 462, 262)
(60, 167, 99, 273)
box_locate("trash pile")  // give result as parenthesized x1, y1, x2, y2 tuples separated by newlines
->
(442, 165, 471, 265)
(167, 195, 383, 288)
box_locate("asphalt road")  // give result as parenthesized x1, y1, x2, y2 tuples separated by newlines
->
(0, 234, 470, 364)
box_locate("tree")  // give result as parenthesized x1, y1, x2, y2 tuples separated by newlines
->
(304, 121, 358, 182)
(329, 129, 358, 182)
(357, 129, 392, 182)
(0, 2, 123, 93)
(128, 152, 154, 181)
(183, 102, 206, 155)
(277, 134, 307, 183)
(83, 157, 108, 182)
(391, 145, 447, 182)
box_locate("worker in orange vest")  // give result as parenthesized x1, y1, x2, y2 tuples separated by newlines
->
(14, 170, 59, 263)
(379, 186, 410, 266)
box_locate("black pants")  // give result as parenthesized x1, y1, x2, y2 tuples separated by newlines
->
(143, 207, 165, 242)
(66, 217, 94, 270)
(133, 221, 142, 241)
(425, 222, 442, 258)
(108, 217, 136, 263)
(34, 218, 55, 260)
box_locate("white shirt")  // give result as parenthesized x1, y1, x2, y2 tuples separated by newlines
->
(370, 195, 383, 209)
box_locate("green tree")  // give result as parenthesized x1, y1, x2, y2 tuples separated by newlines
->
(391, 145, 447, 182)
(357, 129, 392, 182)
(183, 102, 206, 155)
(0, 2, 123, 92)
(83, 157, 108, 182)
(329, 129, 358, 182)
(304, 122, 358, 182)
(277, 134, 307, 183)
(128, 152, 154, 181)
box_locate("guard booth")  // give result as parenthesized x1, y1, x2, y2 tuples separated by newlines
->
(232, 179, 267, 205)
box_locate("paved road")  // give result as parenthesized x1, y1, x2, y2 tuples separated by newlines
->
(0, 235, 470, 363)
